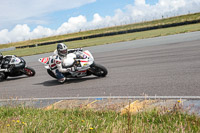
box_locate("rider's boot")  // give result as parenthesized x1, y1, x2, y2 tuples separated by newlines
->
(58, 77, 66, 83)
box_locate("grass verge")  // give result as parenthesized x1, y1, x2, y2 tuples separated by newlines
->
(0, 102, 200, 133)
(2, 22, 200, 57)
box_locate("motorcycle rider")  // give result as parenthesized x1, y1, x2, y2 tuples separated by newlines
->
(0, 52, 12, 72)
(0, 52, 25, 73)
(0, 52, 11, 72)
(50, 43, 83, 83)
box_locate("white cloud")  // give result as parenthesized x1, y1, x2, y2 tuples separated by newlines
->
(134, 0, 146, 6)
(0, 0, 200, 44)
(92, 14, 103, 24)
(31, 26, 55, 39)
(57, 15, 87, 34)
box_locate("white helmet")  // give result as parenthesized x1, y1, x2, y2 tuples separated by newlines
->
(57, 43, 68, 57)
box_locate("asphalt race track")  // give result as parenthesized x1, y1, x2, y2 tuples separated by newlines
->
(1, 31, 200, 100)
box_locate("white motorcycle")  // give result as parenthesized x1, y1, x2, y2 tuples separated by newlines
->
(38, 50, 108, 80)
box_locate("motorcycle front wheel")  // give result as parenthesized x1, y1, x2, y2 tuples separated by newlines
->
(24, 67, 36, 76)
(0, 72, 6, 81)
(90, 63, 108, 77)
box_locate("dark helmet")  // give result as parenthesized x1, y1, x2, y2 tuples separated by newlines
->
(57, 43, 68, 57)
(0, 52, 3, 60)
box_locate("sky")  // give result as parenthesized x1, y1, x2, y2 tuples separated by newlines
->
(0, 0, 200, 44)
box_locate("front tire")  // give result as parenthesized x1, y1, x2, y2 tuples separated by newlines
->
(90, 63, 108, 77)
(0, 72, 6, 82)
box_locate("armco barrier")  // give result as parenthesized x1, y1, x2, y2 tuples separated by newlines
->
(15, 19, 200, 49)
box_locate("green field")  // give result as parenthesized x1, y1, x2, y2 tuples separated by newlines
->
(0, 103, 199, 133)
(1, 12, 200, 57)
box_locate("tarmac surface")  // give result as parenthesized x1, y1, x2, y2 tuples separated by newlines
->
(1, 31, 200, 99)
(0, 31, 200, 114)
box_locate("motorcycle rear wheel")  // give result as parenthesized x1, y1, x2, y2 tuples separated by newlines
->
(24, 67, 36, 76)
(90, 63, 108, 77)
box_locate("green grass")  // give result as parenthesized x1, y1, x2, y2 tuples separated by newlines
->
(0, 12, 200, 49)
(0, 104, 200, 133)
(2, 22, 200, 57)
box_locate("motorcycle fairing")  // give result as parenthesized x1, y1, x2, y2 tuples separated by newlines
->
(73, 50, 94, 69)
(83, 50, 94, 60)
(10, 57, 21, 64)
(70, 70, 87, 77)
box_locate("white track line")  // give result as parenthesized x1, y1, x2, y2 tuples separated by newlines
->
(0, 96, 200, 102)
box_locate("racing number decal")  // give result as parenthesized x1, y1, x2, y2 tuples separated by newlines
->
(80, 60, 89, 66)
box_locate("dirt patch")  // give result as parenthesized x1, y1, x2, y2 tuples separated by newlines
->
(44, 99, 181, 114)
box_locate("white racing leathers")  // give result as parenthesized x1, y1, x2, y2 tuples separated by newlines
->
(50, 50, 76, 81)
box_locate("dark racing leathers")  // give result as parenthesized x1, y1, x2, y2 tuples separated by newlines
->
(0, 56, 25, 73)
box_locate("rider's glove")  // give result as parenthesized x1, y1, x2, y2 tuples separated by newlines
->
(5, 68, 12, 72)
(4, 69, 9, 72)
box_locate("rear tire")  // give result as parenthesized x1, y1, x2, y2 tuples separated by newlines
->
(90, 63, 108, 77)
(24, 67, 35, 76)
